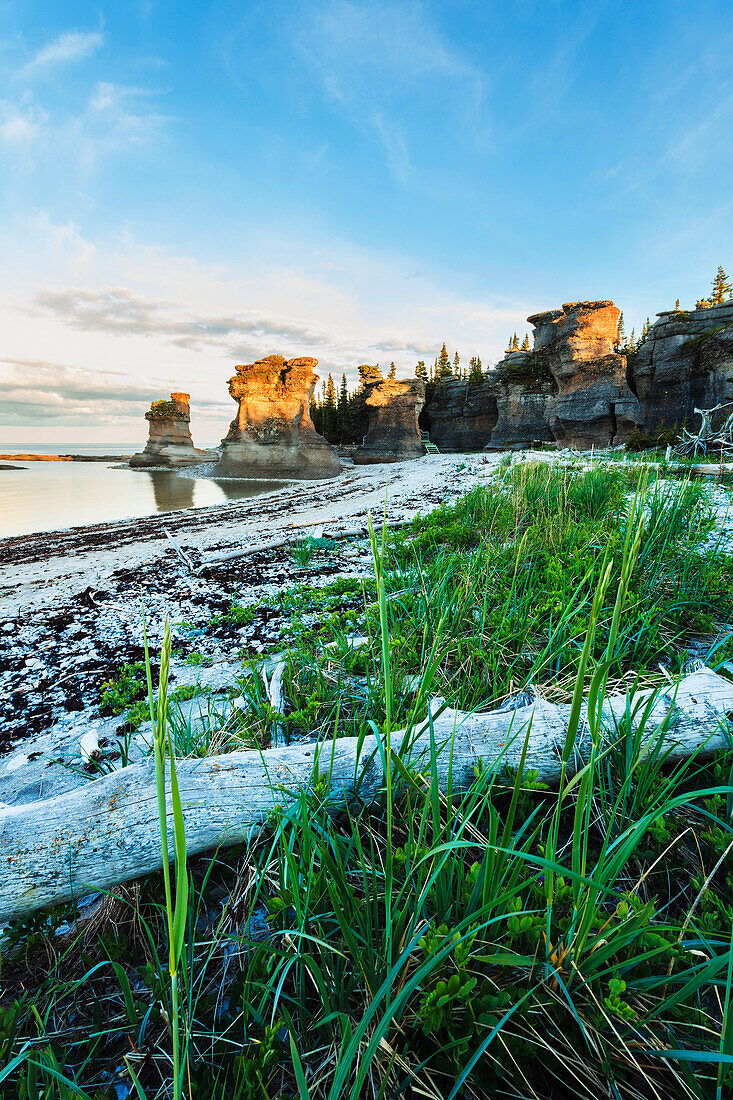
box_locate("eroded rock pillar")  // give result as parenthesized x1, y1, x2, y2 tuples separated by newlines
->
(214, 355, 341, 479)
(354, 373, 425, 464)
(130, 393, 218, 468)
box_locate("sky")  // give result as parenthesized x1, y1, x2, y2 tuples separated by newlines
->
(1, 0, 732, 447)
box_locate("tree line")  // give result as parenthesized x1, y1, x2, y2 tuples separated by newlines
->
(311, 266, 731, 443)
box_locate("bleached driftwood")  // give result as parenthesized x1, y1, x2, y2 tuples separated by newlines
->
(1, 668, 731, 924)
(262, 658, 286, 747)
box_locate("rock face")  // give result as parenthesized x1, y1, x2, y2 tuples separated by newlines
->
(214, 355, 341, 480)
(130, 393, 218, 468)
(487, 356, 556, 448)
(354, 372, 425, 464)
(425, 380, 498, 451)
(631, 301, 733, 432)
(529, 301, 643, 448)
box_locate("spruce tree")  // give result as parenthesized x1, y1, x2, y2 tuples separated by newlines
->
(521, 333, 530, 351)
(453, 351, 460, 376)
(711, 265, 732, 305)
(388, 362, 397, 380)
(322, 374, 337, 440)
(415, 360, 427, 381)
(674, 299, 680, 311)
(358, 364, 381, 389)
(468, 356, 483, 384)
(616, 312, 624, 351)
(337, 373, 349, 437)
(437, 343, 452, 380)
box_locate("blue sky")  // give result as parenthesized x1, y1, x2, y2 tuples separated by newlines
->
(1, 0, 732, 444)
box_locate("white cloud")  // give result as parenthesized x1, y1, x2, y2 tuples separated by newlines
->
(0, 216, 532, 439)
(0, 97, 48, 143)
(23, 29, 104, 74)
(297, 0, 486, 181)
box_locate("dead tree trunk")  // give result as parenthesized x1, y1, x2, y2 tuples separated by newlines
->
(1, 667, 731, 923)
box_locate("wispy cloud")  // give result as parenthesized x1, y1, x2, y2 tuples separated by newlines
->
(0, 356, 169, 424)
(23, 29, 104, 74)
(33, 287, 333, 354)
(0, 97, 47, 143)
(297, 0, 485, 182)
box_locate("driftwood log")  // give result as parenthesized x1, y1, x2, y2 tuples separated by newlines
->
(1, 667, 731, 924)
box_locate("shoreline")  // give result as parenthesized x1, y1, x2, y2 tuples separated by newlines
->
(0, 452, 134, 462)
(0, 453, 490, 806)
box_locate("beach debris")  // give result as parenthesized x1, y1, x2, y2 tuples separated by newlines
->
(79, 729, 102, 764)
(2, 666, 731, 924)
(676, 403, 733, 457)
(164, 528, 195, 572)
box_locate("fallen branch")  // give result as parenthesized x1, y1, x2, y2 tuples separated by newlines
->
(164, 528, 195, 572)
(1, 668, 731, 923)
(195, 524, 368, 572)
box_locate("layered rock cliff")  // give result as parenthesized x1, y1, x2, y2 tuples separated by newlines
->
(630, 301, 733, 432)
(354, 372, 425, 464)
(425, 380, 497, 451)
(214, 355, 341, 480)
(487, 355, 556, 448)
(130, 393, 218, 469)
(530, 301, 643, 448)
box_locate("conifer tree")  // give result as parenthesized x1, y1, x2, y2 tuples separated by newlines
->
(388, 362, 397, 380)
(437, 343, 452, 380)
(415, 360, 427, 381)
(640, 318, 651, 342)
(711, 265, 732, 305)
(511, 333, 519, 351)
(521, 333, 530, 351)
(616, 312, 625, 351)
(358, 364, 380, 389)
(468, 355, 483, 384)
(322, 373, 337, 440)
(675, 299, 680, 311)
(453, 351, 460, 376)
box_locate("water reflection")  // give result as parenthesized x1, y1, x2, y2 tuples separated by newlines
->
(210, 477, 288, 501)
(148, 470, 195, 511)
(0, 463, 291, 539)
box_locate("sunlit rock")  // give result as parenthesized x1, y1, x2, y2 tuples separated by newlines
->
(353, 371, 425, 464)
(214, 355, 341, 479)
(130, 393, 218, 468)
(531, 301, 643, 449)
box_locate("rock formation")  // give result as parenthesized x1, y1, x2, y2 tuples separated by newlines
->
(214, 355, 341, 480)
(130, 393, 218, 468)
(425, 380, 498, 451)
(353, 371, 425, 464)
(529, 301, 643, 448)
(486, 355, 556, 448)
(630, 301, 733, 433)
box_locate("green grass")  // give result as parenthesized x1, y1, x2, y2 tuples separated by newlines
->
(3, 461, 733, 1098)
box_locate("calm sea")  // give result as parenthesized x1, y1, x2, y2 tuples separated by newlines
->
(0, 447, 287, 539)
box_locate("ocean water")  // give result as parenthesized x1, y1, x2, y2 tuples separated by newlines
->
(0, 458, 286, 539)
